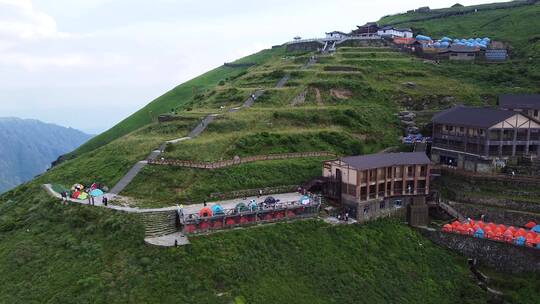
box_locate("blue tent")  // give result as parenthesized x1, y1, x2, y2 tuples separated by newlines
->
(416, 35, 431, 41)
(89, 189, 104, 197)
(211, 204, 224, 215)
(248, 200, 258, 211)
(515, 236, 526, 246)
(532, 225, 540, 233)
(473, 228, 485, 239)
(441, 36, 452, 42)
(537, 243, 540, 249)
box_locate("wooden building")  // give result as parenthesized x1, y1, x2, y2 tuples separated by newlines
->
(431, 106, 540, 172)
(322, 152, 431, 225)
(352, 22, 379, 36)
(499, 94, 540, 121)
(447, 44, 479, 61)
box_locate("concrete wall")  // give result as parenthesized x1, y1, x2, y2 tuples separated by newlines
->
(286, 42, 323, 52)
(419, 229, 540, 274)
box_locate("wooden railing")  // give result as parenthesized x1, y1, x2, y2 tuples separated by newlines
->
(148, 151, 337, 169)
(438, 166, 540, 183)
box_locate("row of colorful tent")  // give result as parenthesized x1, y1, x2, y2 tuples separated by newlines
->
(442, 220, 540, 248)
(416, 34, 491, 49)
(69, 183, 105, 200)
(197, 196, 312, 218)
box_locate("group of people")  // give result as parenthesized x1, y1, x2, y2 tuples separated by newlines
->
(336, 209, 350, 222)
(59, 191, 108, 206)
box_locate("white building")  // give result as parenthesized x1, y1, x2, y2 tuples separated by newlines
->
(325, 31, 349, 40)
(377, 26, 413, 38)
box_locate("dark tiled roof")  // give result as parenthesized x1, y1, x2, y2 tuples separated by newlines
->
(432, 106, 515, 128)
(499, 94, 540, 110)
(340, 152, 430, 171)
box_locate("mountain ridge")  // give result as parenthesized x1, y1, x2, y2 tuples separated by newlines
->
(0, 117, 92, 193)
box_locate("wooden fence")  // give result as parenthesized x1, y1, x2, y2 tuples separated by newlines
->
(209, 185, 300, 201)
(148, 151, 336, 169)
(438, 166, 540, 184)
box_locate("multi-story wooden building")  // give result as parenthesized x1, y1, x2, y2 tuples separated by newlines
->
(431, 106, 540, 172)
(323, 152, 431, 224)
(499, 94, 540, 121)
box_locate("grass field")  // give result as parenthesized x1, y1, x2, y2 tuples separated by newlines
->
(2, 3, 540, 302)
(0, 186, 492, 303)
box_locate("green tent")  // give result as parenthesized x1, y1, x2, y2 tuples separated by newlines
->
(235, 202, 249, 213)
(78, 192, 89, 200)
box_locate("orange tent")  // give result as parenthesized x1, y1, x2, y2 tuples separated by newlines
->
(476, 221, 485, 228)
(199, 207, 212, 218)
(442, 224, 453, 232)
(497, 224, 506, 231)
(503, 231, 514, 242)
(525, 221, 537, 229)
(452, 221, 461, 227)
(516, 228, 527, 237)
(487, 223, 496, 230)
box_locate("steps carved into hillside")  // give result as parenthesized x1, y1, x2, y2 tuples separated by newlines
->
(139, 209, 179, 238)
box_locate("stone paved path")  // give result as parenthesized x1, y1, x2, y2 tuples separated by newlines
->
(145, 232, 191, 247)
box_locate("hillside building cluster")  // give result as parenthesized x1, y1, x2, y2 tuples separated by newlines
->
(288, 22, 507, 62)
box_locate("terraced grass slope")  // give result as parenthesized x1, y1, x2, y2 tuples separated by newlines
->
(43, 42, 540, 208)
(68, 47, 287, 158)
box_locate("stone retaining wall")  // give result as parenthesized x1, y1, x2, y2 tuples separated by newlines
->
(419, 229, 540, 274)
(450, 201, 540, 227)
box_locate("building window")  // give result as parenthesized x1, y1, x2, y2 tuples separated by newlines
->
(407, 166, 414, 177)
(363, 206, 370, 215)
(420, 166, 427, 177)
(535, 110, 539, 117)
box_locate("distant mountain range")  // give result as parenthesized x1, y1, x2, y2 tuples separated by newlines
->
(0, 117, 92, 193)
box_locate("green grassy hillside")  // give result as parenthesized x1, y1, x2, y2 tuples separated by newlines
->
(69, 48, 287, 158)
(379, 1, 540, 58)
(0, 186, 488, 303)
(2, 2, 540, 302)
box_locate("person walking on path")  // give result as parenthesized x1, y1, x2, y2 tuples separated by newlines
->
(102, 196, 108, 206)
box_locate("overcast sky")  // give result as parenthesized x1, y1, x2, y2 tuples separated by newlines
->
(0, 0, 508, 134)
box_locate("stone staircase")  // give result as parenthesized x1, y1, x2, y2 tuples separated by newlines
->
(139, 210, 179, 238)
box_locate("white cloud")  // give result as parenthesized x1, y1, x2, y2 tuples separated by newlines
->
(0, 0, 71, 41)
